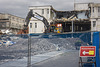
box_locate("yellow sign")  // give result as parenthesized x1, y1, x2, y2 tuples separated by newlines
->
(89, 51, 94, 55)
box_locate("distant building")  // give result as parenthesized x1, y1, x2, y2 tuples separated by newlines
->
(0, 13, 25, 34)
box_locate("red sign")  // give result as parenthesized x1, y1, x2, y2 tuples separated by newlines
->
(80, 46, 96, 57)
(57, 24, 62, 27)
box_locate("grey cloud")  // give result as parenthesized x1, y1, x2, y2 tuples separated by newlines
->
(0, 0, 100, 18)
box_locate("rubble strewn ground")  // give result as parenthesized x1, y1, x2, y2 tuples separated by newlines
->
(0, 36, 86, 64)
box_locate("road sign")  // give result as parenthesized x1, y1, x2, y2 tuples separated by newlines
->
(80, 46, 96, 57)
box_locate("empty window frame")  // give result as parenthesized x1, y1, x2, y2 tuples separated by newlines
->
(30, 23, 32, 28)
(93, 21, 96, 27)
(98, 7, 100, 12)
(12, 17, 14, 20)
(0, 22, 6, 27)
(42, 9, 44, 14)
(35, 23, 37, 28)
(93, 7, 94, 13)
(47, 9, 49, 14)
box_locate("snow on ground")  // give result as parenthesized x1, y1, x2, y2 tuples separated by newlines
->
(0, 36, 86, 64)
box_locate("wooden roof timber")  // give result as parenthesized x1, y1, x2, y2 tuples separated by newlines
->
(53, 18, 90, 22)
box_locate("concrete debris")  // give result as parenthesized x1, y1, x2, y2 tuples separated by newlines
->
(0, 36, 87, 64)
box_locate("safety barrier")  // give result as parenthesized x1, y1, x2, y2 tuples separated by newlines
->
(0, 32, 99, 67)
(93, 32, 99, 67)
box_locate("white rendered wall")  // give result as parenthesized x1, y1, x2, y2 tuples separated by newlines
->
(74, 3, 89, 11)
(28, 6, 53, 33)
(29, 20, 45, 34)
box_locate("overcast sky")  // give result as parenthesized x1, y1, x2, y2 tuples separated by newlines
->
(0, 0, 100, 18)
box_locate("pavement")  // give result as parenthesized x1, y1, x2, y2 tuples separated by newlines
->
(0, 50, 70, 67)
(32, 50, 79, 67)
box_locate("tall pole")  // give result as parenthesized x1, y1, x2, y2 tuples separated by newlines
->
(72, 21, 74, 38)
(27, 35, 31, 67)
(74, 0, 75, 10)
(72, 21, 74, 32)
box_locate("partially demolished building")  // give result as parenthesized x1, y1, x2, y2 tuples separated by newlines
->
(53, 10, 90, 32)
(28, 3, 100, 33)
(0, 13, 25, 34)
(74, 3, 100, 32)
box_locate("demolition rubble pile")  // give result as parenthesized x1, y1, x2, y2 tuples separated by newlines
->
(0, 36, 86, 64)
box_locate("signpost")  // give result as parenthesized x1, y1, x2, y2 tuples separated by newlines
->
(79, 46, 96, 67)
(80, 46, 96, 57)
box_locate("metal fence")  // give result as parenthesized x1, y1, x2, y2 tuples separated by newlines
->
(0, 35, 28, 67)
(0, 32, 99, 67)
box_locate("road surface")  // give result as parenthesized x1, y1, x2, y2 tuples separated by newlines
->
(32, 50, 79, 67)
